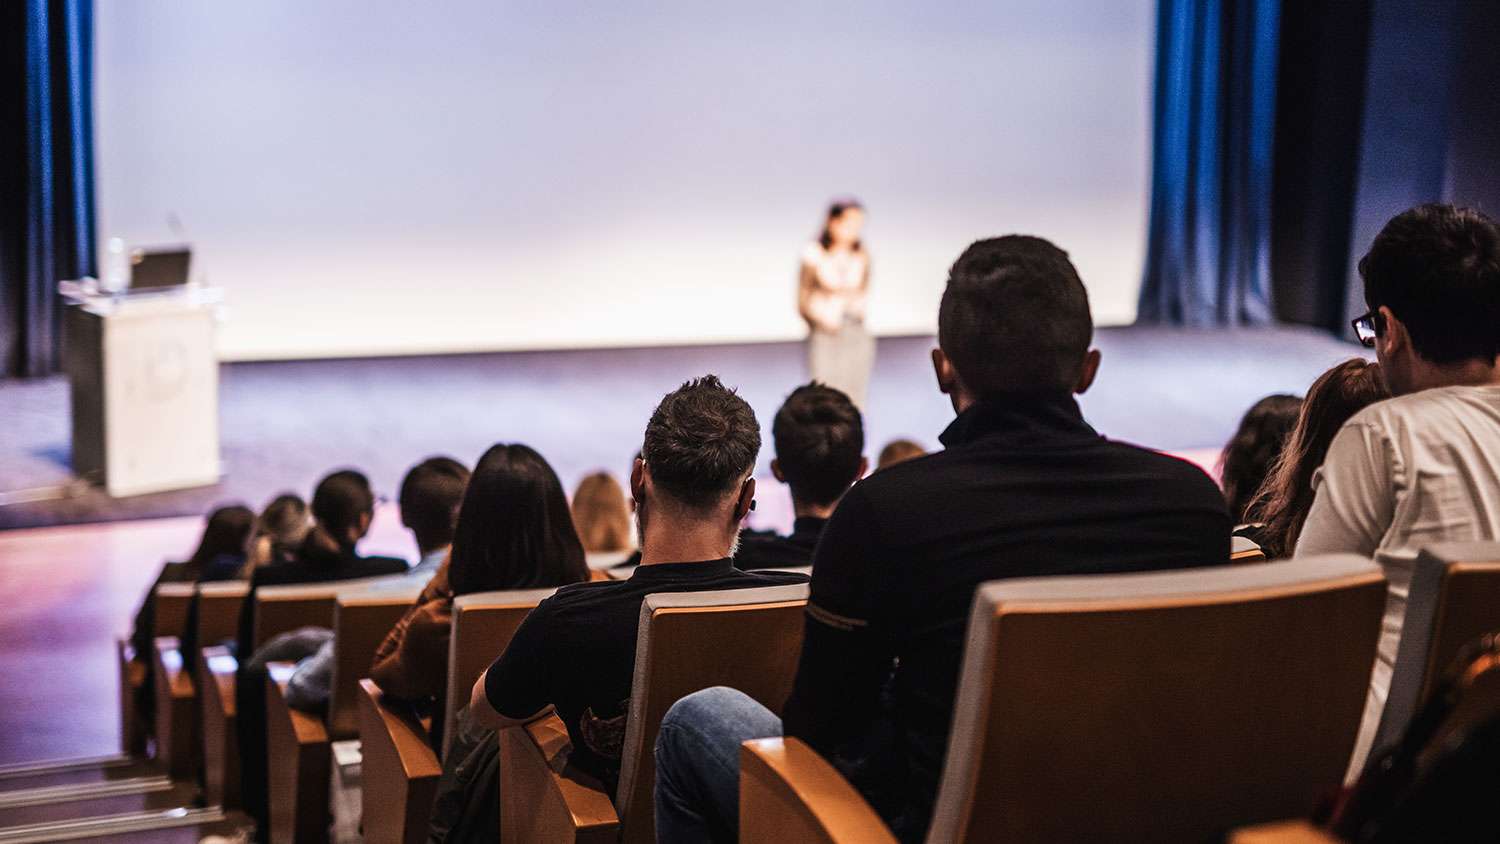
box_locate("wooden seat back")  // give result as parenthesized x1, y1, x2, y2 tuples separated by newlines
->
(153, 582, 196, 638)
(1373, 542, 1500, 753)
(328, 582, 427, 740)
(443, 588, 559, 758)
(615, 583, 810, 844)
(357, 679, 443, 844)
(252, 575, 405, 650)
(196, 580, 250, 647)
(927, 555, 1385, 842)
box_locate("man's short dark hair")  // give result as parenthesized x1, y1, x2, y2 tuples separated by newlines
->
(399, 456, 471, 551)
(642, 375, 761, 510)
(1360, 204, 1500, 365)
(938, 236, 1093, 394)
(310, 469, 375, 544)
(772, 383, 864, 507)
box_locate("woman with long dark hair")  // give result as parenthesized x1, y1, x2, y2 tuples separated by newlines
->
(799, 198, 874, 408)
(1219, 393, 1303, 524)
(370, 444, 589, 723)
(1244, 359, 1390, 558)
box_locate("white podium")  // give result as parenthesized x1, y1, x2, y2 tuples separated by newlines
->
(65, 290, 222, 496)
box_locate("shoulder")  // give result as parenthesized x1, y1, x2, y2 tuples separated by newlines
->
(364, 555, 410, 575)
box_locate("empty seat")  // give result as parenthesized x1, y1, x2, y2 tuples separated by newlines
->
(740, 556, 1385, 843)
(148, 583, 200, 778)
(499, 583, 809, 844)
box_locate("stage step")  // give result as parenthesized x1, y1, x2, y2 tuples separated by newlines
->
(0, 805, 242, 843)
(0, 779, 197, 829)
(0, 756, 159, 794)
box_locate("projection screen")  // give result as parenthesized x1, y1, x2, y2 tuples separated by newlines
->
(94, 1, 1154, 360)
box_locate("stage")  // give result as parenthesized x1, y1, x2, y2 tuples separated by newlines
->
(1, 325, 1366, 532)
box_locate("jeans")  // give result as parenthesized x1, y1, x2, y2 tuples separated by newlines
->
(654, 687, 783, 843)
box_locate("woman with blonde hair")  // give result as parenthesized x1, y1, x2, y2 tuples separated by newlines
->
(571, 470, 634, 557)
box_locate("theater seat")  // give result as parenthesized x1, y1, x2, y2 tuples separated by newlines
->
(355, 587, 557, 844)
(146, 583, 198, 775)
(1370, 542, 1500, 757)
(740, 556, 1385, 843)
(117, 638, 147, 757)
(264, 582, 422, 844)
(498, 583, 810, 844)
(1232, 534, 1267, 562)
(356, 680, 443, 844)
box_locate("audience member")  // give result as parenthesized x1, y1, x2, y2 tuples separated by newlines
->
(875, 437, 926, 469)
(468, 376, 808, 804)
(238, 493, 310, 578)
(735, 382, 865, 570)
(572, 470, 634, 557)
(653, 236, 1231, 843)
(1295, 203, 1500, 778)
(235, 468, 407, 839)
(370, 444, 588, 739)
(277, 457, 471, 712)
(1243, 360, 1388, 558)
(1219, 393, 1301, 524)
(397, 456, 471, 579)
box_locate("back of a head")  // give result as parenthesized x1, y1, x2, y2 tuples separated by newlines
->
(258, 493, 309, 546)
(310, 469, 375, 552)
(642, 375, 761, 513)
(571, 471, 633, 553)
(399, 456, 471, 553)
(1219, 394, 1303, 523)
(1361, 203, 1500, 366)
(772, 383, 864, 507)
(939, 236, 1093, 395)
(877, 438, 926, 470)
(449, 443, 588, 594)
(189, 504, 256, 572)
(1250, 359, 1390, 556)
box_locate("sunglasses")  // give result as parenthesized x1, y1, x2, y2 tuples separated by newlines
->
(1351, 310, 1383, 348)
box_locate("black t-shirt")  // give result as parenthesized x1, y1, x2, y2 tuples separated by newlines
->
(780, 394, 1231, 841)
(733, 516, 825, 570)
(484, 558, 808, 790)
(234, 546, 408, 658)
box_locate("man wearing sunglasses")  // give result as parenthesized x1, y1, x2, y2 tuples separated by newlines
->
(1298, 203, 1500, 780)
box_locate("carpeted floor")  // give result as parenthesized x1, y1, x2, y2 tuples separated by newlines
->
(0, 326, 1368, 530)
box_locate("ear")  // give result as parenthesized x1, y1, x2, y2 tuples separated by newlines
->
(733, 476, 756, 524)
(354, 511, 373, 542)
(770, 458, 785, 483)
(630, 457, 646, 504)
(1074, 348, 1102, 395)
(1377, 305, 1406, 358)
(857, 455, 870, 480)
(931, 347, 958, 395)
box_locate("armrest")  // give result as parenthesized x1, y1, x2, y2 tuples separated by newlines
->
(152, 635, 197, 778)
(498, 713, 618, 843)
(1228, 820, 1344, 843)
(198, 646, 240, 807)
(118, 637, 146, 756)
(357, 679, 442, 844)
(739, 737, 896, 844)
(266, 661, 332, 844)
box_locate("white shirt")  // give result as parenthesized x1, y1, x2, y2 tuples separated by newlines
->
(1295, 384, 1500, 778)
(800, 242, 868, 330)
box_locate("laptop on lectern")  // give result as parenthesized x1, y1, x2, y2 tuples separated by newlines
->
(129, 246, 192, 292)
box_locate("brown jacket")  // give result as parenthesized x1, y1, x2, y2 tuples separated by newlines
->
(369, 557, 455, 703)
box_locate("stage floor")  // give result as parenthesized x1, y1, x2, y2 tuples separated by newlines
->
(0, 326, 1365, 531)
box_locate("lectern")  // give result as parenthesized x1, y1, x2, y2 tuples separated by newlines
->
(65, 291, 222, 496)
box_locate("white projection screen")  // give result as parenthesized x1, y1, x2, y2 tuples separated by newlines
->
(95, 1, 1153, 361)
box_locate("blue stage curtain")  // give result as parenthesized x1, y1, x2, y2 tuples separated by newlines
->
(0, 0, 95, 378)
(1138, 0, 1279, 327)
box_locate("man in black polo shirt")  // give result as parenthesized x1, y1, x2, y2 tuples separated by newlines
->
(735, 382, 866, 571)
(468, 375, 807, 794)
(654, 236, 1231, 842)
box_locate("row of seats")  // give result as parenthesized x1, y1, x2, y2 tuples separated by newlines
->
(119, 541, 1497, 842)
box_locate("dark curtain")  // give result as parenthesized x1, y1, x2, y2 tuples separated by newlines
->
(0, 0, 95, 379)
(1137, 0, 1280, 327)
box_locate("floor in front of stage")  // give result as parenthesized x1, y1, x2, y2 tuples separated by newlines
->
(0, 324, 1365, 765)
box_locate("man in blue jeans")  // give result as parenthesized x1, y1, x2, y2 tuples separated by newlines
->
(654, 236, 1231, 842)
